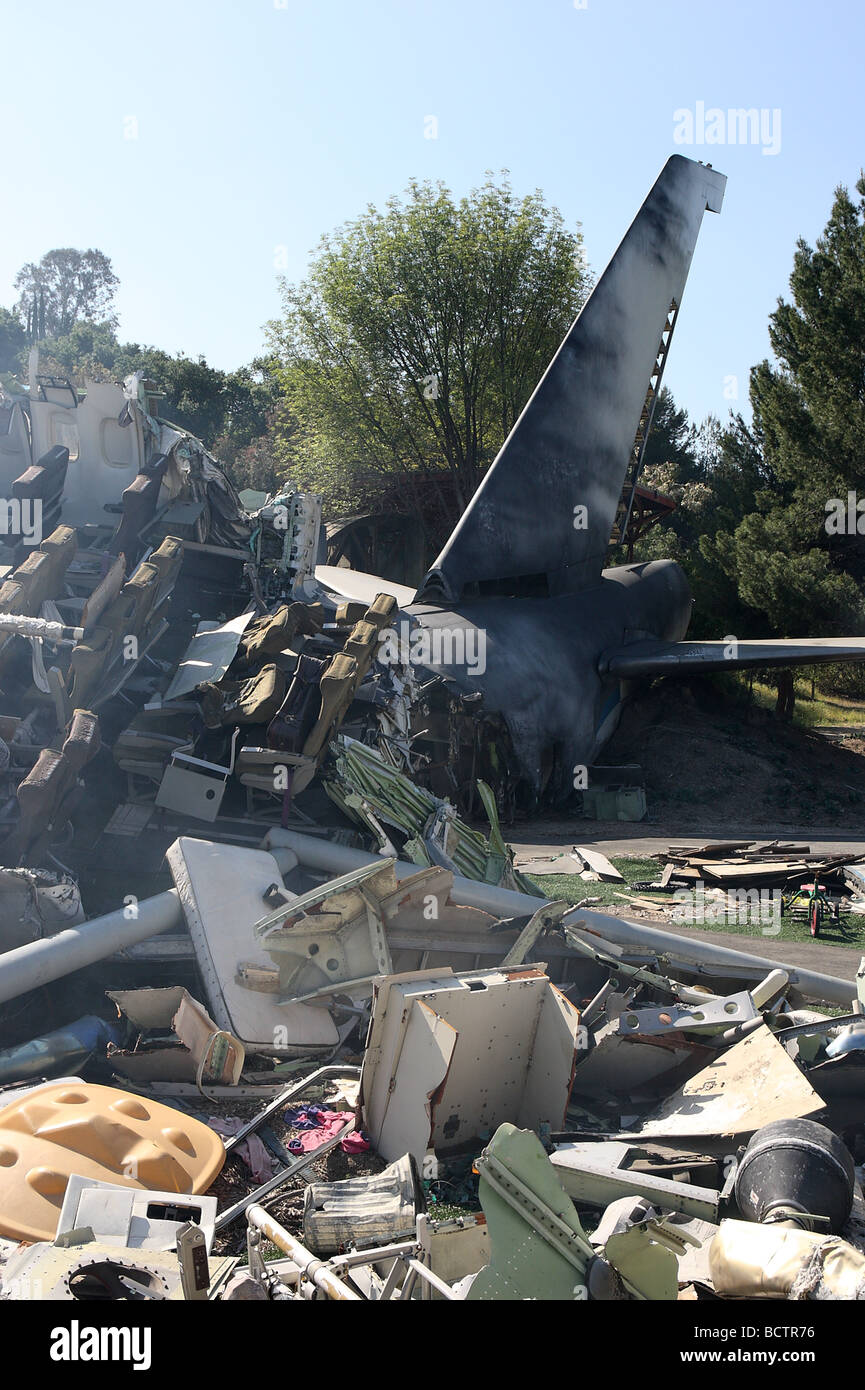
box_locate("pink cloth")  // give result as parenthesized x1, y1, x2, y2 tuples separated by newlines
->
(287, 1109, 349, 1155)
(340, 1130, 371, 1155)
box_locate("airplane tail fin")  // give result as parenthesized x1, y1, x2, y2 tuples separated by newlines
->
(417, 155, 726, 604)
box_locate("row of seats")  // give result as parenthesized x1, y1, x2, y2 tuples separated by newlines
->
(0, 525, 77, 617)
(0, 526, 78, 683)
(2, 444, 169, 575)
(235, 591, 398, 803)
(232, 591, 397, 793)
(108, 455, 169, 569)
(6, 709, 101, 866)
(0, 446, 69, 561)
(67, 536, 184, 706)
(0, 524, 185, 714)
(196, 591, 397, 760)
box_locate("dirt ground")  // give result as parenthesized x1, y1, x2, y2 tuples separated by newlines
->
(195, 1086, 388, 1258)
(573, 677, 865, 831)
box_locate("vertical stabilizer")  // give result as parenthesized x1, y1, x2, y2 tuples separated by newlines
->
(418, 156, 725, 603)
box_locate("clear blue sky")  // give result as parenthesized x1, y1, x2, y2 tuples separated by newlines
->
(2, 0, 862, 428)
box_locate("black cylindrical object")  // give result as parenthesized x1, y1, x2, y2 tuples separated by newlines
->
(735, 1118, 855, 1234)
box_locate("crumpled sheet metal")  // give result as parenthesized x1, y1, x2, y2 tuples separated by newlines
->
(0, 866, 84, 953)
(633, 1024, 824, 1140)
(710, 1219, 865, 1300)
(163, 611, 255, 702)
(122, 370, 252, 550)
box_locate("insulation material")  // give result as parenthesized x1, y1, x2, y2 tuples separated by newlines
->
(303, 1153, 419, 1254)
(709, 1219, 865, 1299)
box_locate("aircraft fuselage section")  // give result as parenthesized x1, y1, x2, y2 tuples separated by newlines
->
(405, 558, 691, 797)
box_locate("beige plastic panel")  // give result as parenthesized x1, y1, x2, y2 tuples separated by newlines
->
(0, 1082, 225, 1242)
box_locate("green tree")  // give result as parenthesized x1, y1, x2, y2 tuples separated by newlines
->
(634, 400, 760, 638)
(268, 173, 591, 530)
(640, 385, 699, 478)
(715, 175, 865, 639)
(14, 249, 120, 339)
(638, 175, 865, 662)
(0, 307, 27, 374)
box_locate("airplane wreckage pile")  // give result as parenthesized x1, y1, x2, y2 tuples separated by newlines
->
(4, 156, 865, 1304)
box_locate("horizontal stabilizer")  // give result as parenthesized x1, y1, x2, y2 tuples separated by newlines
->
(601, 637, 865, 679)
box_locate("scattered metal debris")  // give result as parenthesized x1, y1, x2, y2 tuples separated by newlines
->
(3, 152, 865, 1308)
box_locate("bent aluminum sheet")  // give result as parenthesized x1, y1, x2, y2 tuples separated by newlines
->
(163, 610, 255, 702)
(165, 836, 338, 1053)
(632, 1023, 824, 1140)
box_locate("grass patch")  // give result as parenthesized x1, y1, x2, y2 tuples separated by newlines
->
(528, 854, 865, 948)
(526, 855, 662, 911)
(740, 674, 865, 730)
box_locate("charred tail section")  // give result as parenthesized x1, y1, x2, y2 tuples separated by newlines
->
(418, 156, 726, 605)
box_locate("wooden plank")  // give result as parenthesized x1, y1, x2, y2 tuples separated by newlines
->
(666, 841, 753, 857)
(614, 893, 670, 913)
(701, 859, 811, 884)
(668, 866, 701, 883)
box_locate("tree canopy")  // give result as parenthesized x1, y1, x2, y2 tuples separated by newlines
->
(267, 173, 591, 534)
(634, 174, 865, 701)
(14, 248, 120, 339)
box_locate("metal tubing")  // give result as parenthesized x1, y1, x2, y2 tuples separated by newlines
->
(215, 1116, 356, 1230)
(0, 890, 183, 1005)
(246, 1204, 360, 1300)
(265, 830, 855, 1007)
(751, 969, 790, 1009)
(224, 1064, 360, 1155)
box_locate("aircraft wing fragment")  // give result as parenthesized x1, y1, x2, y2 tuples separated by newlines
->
(600, 637, 865, 679)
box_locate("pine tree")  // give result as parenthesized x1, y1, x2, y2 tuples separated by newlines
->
(717, 175, 865, 636)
